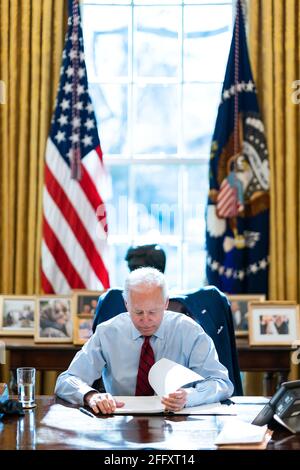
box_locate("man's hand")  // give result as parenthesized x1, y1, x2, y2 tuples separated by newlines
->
(84, 391, 124, 415)
(161, 388, 187, 412)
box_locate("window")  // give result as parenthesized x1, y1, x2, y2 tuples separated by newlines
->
(82, 0, 233, 289)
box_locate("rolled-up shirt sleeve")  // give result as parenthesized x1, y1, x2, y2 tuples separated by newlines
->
(55, 330, 105, 405)
(184, 330, 234, 407)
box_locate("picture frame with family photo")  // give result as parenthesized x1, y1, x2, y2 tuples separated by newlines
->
(227, 294, 266, 336)
(0, 295, 36, 336)
(35, 296, 73, 343)
(248, 301, 300, 346)
(72, 290, 103, 345)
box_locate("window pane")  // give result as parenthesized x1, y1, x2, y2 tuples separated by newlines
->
(90, 83, 128, 155)
(183, 83, 221, 157)
(82, 5, 129, 80)
(162, 244, 179, 290)
(183, 242, 207, 289)
(83, 1, 233, 290)
(107, 165, 129, 236)
(184, 0, 231, 5)
(184, 164, 208, 245)
(132, 165, 180, 237)
(135, 0, 181, 4)
(108, 244, 130, 288)
(183, 0, 232, 5)
(84, 1, 131, 4)
(134, 6, 179, 77)
(133, 85, 178, 154)
(184, 5, 232, 81)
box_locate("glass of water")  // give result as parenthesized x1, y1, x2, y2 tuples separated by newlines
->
(16, 367, 36, 408)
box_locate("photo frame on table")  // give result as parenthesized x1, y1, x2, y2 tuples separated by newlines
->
(72, 290, 103, 345)
(248, 301, 300, 346)
(35, 296, 73, 343)
(227, 294, 266, 336)
(0, 295, 36, 336)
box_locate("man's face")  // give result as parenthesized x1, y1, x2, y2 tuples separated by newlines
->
(125, 285, 169, 336)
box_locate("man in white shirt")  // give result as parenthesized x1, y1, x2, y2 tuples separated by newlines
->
(55, 267, 233, 414)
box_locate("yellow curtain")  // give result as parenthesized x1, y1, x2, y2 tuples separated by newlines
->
(0, 0, 67, 295)
(0, 0, 67, 393)
(249, 0, 300, 302)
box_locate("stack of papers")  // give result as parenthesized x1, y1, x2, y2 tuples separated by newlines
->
(214, 418, 272, 449)
(113, 396, 234, 415)
(114, 358, 231, 415)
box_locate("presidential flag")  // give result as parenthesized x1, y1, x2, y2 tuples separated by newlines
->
(41, 0, 110, 293)
(205, 0, 269, 294)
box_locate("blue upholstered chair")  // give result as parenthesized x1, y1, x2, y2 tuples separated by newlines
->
(169, 287, 243, 396)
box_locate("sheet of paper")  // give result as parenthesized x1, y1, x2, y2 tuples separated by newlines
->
(231, 396, 269, 405)
(214, 431, 273, 450)
(230, 404, 267, 423)
(214, 418, 267, 445)
(41, 404, 105, 432)
(176, 403, 235, 415)
(113, 397, 230, 415)
(148, 358, 204, 397)
(113, 396, 163, 414)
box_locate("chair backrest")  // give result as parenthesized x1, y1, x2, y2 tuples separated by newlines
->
(92, 287, 243, 395)
(170, 287, 243, 396)
(92, 289, 125, 333)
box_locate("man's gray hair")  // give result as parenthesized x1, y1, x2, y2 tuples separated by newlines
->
(123, 267, 168, 302)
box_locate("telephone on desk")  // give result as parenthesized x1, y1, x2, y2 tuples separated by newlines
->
(252, 380, 300, 433)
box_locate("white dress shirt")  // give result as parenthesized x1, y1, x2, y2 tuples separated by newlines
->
(55, 311, 233, 407)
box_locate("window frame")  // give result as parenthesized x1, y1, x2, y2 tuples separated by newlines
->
(82, 0, 234, 289)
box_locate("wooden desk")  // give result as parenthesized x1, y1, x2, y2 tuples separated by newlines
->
(0, 396, 299, 451)
(1, 337, 292, 395)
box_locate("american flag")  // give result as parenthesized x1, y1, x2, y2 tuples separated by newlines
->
(216, 180, 238, 218)
(41, 0, 110, 294)
(216, 174, 244, 219)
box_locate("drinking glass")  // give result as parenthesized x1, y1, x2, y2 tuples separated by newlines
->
(16, 367, 36, 408)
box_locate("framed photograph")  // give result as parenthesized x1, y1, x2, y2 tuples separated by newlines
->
(228, 294, 266, 336)
(0, 295, 36, 336)
(35, 296, 73, 343)
(72, 290, 102, 345)
(73, 316, 94, 346)
(248, 301, 300, 346)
